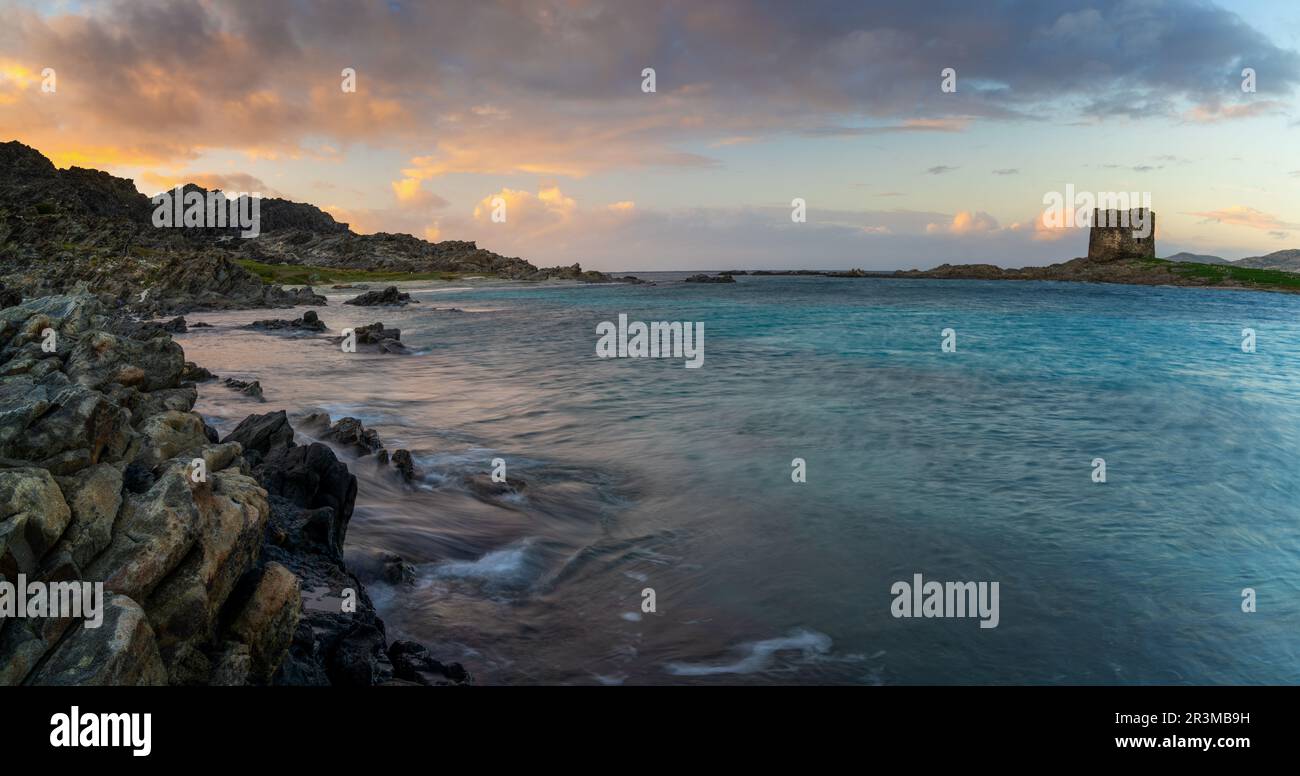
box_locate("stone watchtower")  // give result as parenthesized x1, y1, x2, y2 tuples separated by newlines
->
(1087, 208, 1156, 261)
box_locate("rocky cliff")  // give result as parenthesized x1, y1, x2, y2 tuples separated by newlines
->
(0, 292, 466, 685)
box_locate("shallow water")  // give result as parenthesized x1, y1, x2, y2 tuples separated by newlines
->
(182, 274, 1300, 684)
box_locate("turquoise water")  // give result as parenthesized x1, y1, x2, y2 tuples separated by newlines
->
(185, 274, 1300, 684)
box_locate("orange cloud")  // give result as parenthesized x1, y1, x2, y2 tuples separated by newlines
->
(1186, 206, 1300, 231)
(927, 210, 999, 234)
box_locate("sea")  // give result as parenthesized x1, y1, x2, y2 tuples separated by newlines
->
(180, 272, 1300, 684)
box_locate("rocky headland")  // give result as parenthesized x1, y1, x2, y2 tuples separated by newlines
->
(0, 292, 467, 686)
(0, 140, 613, 319)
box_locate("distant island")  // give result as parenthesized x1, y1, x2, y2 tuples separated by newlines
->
(717, 210, 1300, 295)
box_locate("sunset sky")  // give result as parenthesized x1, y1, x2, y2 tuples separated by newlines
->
(1, 0, 1298, 270)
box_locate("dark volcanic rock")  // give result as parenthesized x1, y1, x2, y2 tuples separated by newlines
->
(223, 377, 265, 401)
(221, 409, 295, 463)
(391, 449, 417, 482)
(244, 309, 326, 332)
(330, 321, 409, 354)
(684, 273, 736, 283)
(389, 640, 471, 686)
(312, 415, 384, 456)
(343, 286, 413, 306)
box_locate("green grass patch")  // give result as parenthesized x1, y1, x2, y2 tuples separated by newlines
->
(1148, 258, 1300, 289)
(236, 258, 488, 285)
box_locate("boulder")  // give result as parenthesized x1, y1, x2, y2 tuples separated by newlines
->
(389, 640, 471, 686)
(226, 561, 301, 682)
(0, 466, 72, 577)
(52, 463, 122, 569)
(27, 594, 167, 686)
(222, 410, 294, 461)
(145, 468, 270, 662)
(84, 467, 202, 602)
(65, 330, 184, 391)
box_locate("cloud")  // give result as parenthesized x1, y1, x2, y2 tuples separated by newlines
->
(390, 177, 449, 209)
(926, 211, 999, 234)
(1183, 100, 1285, 123)
(993, 169, 1019, 175)
(926, 165, 959, 175)
(1, 0, 1295, 178)
(1186, 206, 1300, 232)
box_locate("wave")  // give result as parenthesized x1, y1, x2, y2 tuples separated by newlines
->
(664, 628, 833, 677)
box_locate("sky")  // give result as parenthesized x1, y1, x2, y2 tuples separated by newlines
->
(1, 0, 1298, 271)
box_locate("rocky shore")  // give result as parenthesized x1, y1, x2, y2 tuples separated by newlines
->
(0, 292, 467, 686)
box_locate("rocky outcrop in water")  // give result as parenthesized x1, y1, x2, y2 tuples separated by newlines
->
(223, 377, 265, 402)
(684, 273, 736, 283)
(0, 294, 465, 686)
(330, 322, 409, 354)
(299, 412, 420, 486)
(244, 309, 327, 332)
(343, 286, 413, 306)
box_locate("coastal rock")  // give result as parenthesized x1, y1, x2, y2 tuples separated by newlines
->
(0, 466, 72, 577)
(209, 642, 252, 686)
(391, 449, 417, 482)
(331, 321, 408, 353)
(84, 466, 202, 602)
(684, 273, 735, 283)
(343, 286, 412, 306)
(226, 561, 301, 683)
(181, 360, 216, 382)
(259, 443, 357, 530)
(223, 377, 265, 401)
(135, 409, 210, 468)
(389, 640, 471, 686)
(66, 331, 185, 392)
(28, 594, 167, 686)
(51, 463, 123, 569)
(129, 384, 199, 419)
(222, 409, 295, 462)
(244, 309, 326, 332)
(3, 382, 136, 470)
(0, 288, 459, 688)
(345, 547, 415, 586)
(144, 467, 271, 665)
(316, 415, 384, 456)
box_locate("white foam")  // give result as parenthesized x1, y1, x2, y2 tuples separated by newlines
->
(664, 628, 832, 677)
(432, 540, 534, 583)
